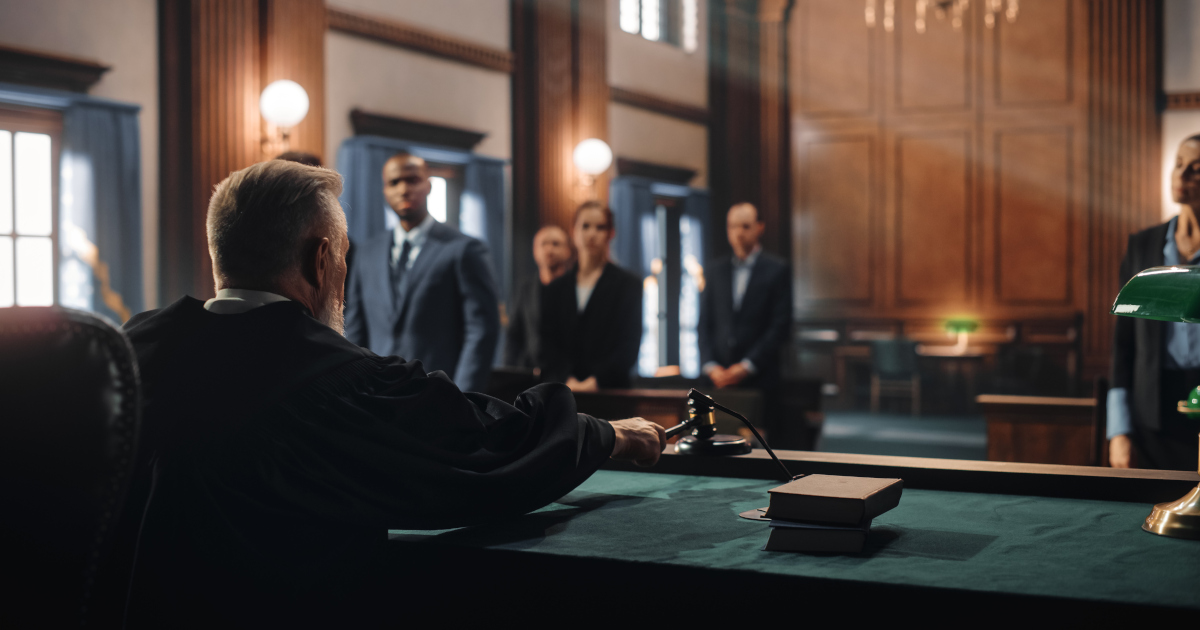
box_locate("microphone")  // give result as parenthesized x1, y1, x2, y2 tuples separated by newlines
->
(667, 388, 797, 482)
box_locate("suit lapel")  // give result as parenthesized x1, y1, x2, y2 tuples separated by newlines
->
(394, 223, 445, 327)
(738, 256, 768, 314)
(365, 233, 395, 325)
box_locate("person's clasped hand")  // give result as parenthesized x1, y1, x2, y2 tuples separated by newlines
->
(609, 417, 667, 467)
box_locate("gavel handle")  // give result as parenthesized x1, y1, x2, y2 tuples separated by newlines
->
(664, 421, 694, 439)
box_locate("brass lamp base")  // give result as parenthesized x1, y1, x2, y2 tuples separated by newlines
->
(1143, 484, 1200, 540)
(1141, 430, 1200, 540)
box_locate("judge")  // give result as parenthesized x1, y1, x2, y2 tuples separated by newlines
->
(541, 202, 643, 391)
(116, 161, 666, 626)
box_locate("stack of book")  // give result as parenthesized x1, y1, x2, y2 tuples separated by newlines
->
(762, 475, 904, 553)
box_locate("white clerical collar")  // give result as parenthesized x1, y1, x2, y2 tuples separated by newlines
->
(203, 288, 291, 314)
(393, 212, 435, 249)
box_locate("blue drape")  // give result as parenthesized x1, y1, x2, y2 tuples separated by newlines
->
(608, 176, 709, 278)
(0, 83, 142, 322)
(335, 135, 509, 299)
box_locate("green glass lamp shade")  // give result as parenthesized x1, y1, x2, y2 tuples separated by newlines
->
(945, 319, 979, 333)
(1182, 387, 1200, 420)
(1110, 266, 1200, 323)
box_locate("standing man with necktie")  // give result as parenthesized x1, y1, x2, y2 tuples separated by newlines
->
(698, 203, 793, 434)
(345, 153, 500, 393)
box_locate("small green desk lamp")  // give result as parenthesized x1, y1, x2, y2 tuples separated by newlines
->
(1111, 265, 1200, 540)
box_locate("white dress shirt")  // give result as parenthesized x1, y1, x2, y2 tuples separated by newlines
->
(203, 288, 291, 314)
(392, 213, 436, 270)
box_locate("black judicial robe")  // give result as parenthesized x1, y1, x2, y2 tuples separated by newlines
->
(117, 297, 615, 626)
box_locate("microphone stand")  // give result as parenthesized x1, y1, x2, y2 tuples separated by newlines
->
(665, 389, 799, 482)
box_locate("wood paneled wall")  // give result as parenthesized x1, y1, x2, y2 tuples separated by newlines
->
(787, 0, 1161, 374)
(511, 0, 609, 283)
(158, 0, 325, 302)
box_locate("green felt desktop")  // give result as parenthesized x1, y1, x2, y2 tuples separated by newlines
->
(387, 470, 1200, 611)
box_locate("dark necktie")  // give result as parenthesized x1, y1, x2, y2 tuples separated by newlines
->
(391, 239, 412, 311)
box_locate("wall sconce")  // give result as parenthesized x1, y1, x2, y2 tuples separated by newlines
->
(259, 79, 309, 155)
(573, 138, 613, 198)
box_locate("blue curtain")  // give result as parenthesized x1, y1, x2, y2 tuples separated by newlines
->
(335, 135, 509, 298)
(0, 83, 142, 322)
(608, 175, 653, 276)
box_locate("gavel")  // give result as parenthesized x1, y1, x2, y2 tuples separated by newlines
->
(665, 388, 796, 482)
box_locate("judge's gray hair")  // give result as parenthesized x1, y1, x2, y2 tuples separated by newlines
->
(207, 160, 345, 287)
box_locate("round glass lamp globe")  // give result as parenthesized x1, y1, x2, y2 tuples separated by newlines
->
(259, 80, 310, 128)
(573, 138, 613, 176)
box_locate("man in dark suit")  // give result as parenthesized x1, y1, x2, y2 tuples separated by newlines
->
(345, 153, 500, 393)
(1109, 134, 1200, 471)
(504, 225, 572, 369)
(699, 202, 792, 430)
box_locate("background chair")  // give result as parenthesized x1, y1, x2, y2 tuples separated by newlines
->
(870, 339, 921, 415)
(0, 307, 141, 628)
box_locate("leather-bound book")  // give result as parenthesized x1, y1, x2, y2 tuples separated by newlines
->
(764, 475, 903, 526)
(764, 519, 872, 553)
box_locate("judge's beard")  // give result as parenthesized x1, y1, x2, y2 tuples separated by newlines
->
(314, 290, 346, 336)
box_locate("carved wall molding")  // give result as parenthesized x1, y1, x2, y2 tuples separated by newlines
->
(609, 87, 710, 125)
(350, 109, 486, 150)
(327, 7, 514, 74)
(0, 43, 110, 93)
(615, 157, 697, 185)
(1166, 92, 1200, 110)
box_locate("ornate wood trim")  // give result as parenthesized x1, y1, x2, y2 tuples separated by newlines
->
(350, 109, 486, 149)
(609, 87, 709, 125)
(0, 43, 110, 93)
(615, 157, 697, 185)
(1085, 0, 1162, 375)
(1166, 92, 1200, 110)
(326, 7, 514, 74)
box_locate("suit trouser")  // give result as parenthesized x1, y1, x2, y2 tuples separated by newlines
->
(1133, 369, 1200, 472)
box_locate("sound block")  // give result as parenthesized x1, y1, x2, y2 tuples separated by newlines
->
(675, 433, 752, 456)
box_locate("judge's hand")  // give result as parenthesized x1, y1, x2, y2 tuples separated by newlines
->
(610, 418, 667, 467)
(567, 376, 599, 392)
(1109, 434, 1133, 468)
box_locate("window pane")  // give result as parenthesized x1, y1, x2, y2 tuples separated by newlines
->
(16, 236, 52, 306)
(0, 236, 12, 307)
(0, 130, 11, 234)
(682, 0, 699, 52)
(620, 0, 641, 33)
(679, 215, 704, 378)
(641, 0, 661, 41)
(428, 176, 447, 223)
(15, 132, 52, 236)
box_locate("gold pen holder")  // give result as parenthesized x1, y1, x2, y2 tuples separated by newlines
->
(1142, 428, 1200, 540)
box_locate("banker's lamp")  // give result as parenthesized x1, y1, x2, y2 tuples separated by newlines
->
(259, 79, 310, 154)
(945, 318, 978, 354)
(1111, 265, 1200, 540)
(573, 138, 613, 198)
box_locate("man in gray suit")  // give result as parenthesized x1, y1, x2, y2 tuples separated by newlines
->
(345, 153, 499, 393)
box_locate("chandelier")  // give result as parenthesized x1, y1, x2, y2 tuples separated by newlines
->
(865, 0, 1018, 33)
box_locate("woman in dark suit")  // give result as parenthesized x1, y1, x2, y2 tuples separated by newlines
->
(1109, 133, 1200, 471)
(541, 201, 643, 391)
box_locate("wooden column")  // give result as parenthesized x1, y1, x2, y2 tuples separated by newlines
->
(1085, 0, 1162, 375)
(757, 0, 792, 258)
(159, 0, 325, 302)
(708, 0, 761, 257)
(511, 0, 609, 282)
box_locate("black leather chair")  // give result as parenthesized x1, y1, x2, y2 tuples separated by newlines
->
(0, 307, 141, 628)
